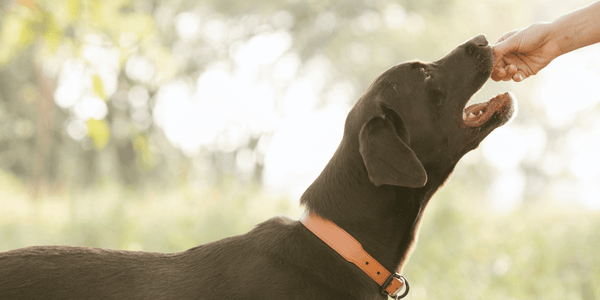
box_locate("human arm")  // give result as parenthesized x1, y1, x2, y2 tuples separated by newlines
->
(491, 1, 600, 82)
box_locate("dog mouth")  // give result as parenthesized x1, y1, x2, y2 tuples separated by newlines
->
(462, 92, 515, 128)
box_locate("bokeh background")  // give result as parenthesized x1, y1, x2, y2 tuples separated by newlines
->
(1, 0, 599, 299)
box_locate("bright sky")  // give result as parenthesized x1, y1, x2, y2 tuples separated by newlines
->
(51, 10, 600, 212)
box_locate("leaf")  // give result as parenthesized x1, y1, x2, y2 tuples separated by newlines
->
(40, 10, 62, 51)
(86, 119, 110, 149)
(120, 14, 154, 38)
(0, 13, 35, 64)
(67, 0, 81, 20)
(132, 133, 156, 170)
(92, 74, 105, 99)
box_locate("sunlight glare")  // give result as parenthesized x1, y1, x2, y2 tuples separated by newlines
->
(53, 59, 86, 109)
(489, 170, 525, 213)
(263, 105, 347, 199)
(73, 95, 108, 120)
(234, 31, 292, 67)
(581, 180, 600, 210)
(175, 12, 201, 41)
(125, 56, 155, 82)
(534, 48, 600, 128)
(481, 125, 527, 170)
(383, 4, 407, 29)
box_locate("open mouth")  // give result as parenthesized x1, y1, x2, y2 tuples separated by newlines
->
(462, 92, 515, 128)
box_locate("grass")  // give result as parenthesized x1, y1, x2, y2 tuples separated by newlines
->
(1, 173, 598, 299)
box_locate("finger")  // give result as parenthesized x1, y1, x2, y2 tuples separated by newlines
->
(502, 64, 518, 82)
(506, 64, 517, 74)
(491, 59, 506, 77)
(495, 59, 506, 69)
(491, 67, 506, 81)
(492, 47, 505, 70)
(513, 71, 526, 82)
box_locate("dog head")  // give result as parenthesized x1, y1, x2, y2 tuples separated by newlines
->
(350, 35, 515, 188)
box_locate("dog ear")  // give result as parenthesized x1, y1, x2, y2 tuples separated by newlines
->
(359, 115, 427, 188)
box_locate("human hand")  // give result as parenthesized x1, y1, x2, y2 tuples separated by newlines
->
(491, 23, 562, 82)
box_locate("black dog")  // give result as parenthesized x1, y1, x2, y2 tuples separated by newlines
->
(0, 35, 514, 299)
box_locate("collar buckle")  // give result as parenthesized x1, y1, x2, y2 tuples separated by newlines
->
(381, 273, 410, 299)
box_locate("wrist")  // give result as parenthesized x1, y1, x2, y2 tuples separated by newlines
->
(548, 19, 573, 56)
(539, 21, 568, 59)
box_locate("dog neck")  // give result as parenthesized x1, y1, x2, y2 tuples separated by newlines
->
(300, 139, 443, 273)
(299, 211, 409, 298)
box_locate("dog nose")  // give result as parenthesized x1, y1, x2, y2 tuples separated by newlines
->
(472, 34, 489, 47)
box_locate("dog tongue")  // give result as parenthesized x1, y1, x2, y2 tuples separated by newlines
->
(463, 92, 512, 127)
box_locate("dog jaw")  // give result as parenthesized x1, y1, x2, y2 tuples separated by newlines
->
(462, 92, 516, 128)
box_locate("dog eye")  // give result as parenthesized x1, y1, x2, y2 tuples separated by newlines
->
(421, 68, 431, 80)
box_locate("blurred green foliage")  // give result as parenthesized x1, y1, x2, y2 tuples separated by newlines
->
(0, 0, 549, 191)
(1, 174, 598, 299)
(406, 184, 600, 300)
(0, 173, 298, 253)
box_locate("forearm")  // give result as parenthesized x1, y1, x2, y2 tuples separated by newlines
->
(549, 1, 600, 55)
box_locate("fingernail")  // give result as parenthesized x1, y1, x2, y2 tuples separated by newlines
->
(516, 74, 523, 82)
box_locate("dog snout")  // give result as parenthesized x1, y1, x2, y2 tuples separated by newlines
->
(471, 34, 489, 48)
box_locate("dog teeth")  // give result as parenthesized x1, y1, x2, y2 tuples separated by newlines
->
(463, 110, 483, 121)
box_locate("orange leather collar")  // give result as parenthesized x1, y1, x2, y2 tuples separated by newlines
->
(300, 212, 409, 299)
